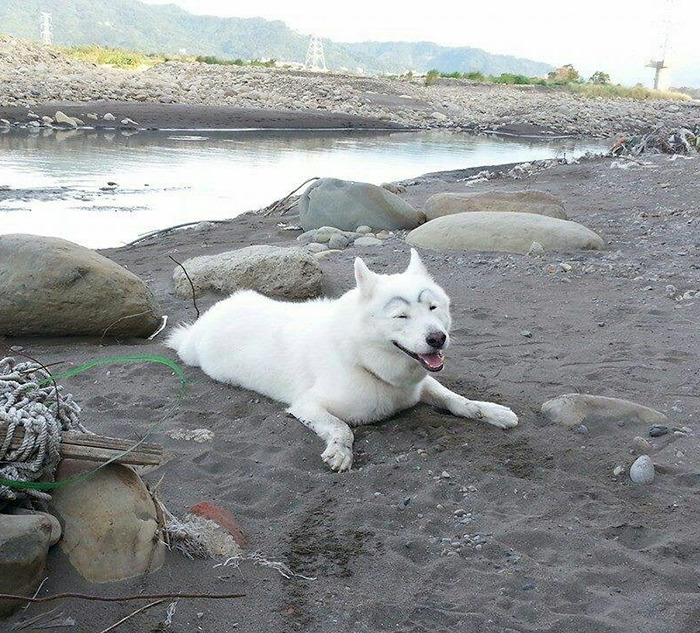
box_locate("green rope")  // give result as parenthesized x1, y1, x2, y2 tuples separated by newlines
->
(0, 354, 186, 491)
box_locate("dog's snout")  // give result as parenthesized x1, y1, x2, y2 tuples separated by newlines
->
(426, 332, 447, 349)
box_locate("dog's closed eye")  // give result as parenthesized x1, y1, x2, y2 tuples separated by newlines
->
(394, 314, 409, 319)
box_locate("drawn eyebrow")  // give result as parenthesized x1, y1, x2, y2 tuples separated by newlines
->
(384, 296, 410, 310)
(418, 288, 437, 302)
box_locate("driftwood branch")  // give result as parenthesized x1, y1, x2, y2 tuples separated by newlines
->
(169, 256, 200, 319)
(0, 591, 246, 604)
(98, 599, 165, 633)
(261, 177, 319, 216)
(0, 425, 163, 466)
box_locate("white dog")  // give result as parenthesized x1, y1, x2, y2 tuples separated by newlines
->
(166, 249, 518, 472)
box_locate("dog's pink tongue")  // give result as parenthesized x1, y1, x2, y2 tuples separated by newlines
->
(418, 352, 444, 370)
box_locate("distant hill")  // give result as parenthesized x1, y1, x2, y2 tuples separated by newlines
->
(0, 0, 553, 76)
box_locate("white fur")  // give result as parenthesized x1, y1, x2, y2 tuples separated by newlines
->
(166, 249, 518, 471)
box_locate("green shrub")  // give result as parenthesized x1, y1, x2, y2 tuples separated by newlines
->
(425, 69, 440, 86)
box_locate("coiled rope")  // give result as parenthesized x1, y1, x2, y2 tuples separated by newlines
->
(0, 354, 185, 502)
(0, 357, 84, 502)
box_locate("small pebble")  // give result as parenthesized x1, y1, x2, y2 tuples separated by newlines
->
(632, 436, 652, 453)
(521, 330, 532, 338)
(576, 424, 589, 435)
(613, 465, 624, 476)
(649, 424, 669, 437)
(630, 455, 655, 484)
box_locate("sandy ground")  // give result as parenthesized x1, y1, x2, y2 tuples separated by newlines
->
(4, 154, 700, 633)
(0, 101, 407, 131)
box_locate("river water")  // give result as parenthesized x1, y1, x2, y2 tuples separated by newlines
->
(0, 129, 606, 248)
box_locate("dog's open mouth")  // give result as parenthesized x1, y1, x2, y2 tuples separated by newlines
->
(393, 342, 444, 372)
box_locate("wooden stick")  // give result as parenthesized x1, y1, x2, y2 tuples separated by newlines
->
(0, 425, 163, 467)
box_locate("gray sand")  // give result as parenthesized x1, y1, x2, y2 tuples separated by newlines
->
(4, 154, 700, 633)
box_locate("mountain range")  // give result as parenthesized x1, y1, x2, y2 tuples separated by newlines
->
(0, 0, 554, 76)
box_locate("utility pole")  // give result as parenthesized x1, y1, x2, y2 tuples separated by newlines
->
(304, 35, 327, 71)
(40, 12, 53, 46)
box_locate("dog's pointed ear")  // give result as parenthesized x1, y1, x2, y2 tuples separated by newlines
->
(406, 248, 431, 278)
(354, 257, 377, 298)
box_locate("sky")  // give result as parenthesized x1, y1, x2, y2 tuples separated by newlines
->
(142, 0, 699, 86)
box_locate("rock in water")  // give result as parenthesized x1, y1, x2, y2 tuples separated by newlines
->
(424, 191, 568, 221)
(298, 178, 424, 231)
(629, 455, 655, 484)
(541, 394, 667, 430)
(407, 212, 604, 255)
(0, 235, 162, 337)
(51, 461, 165, 583)
(54, 110, 79, 128)
(172, 245, 322, 300)
(0, 514, 54, 617)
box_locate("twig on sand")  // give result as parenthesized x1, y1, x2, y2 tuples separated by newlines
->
(261, 177, 319, 216)
(168, 256, 200, 319)
(99, 310, 155, 345)
(0, 591, 245, 604)
(98, 599, 165, 633)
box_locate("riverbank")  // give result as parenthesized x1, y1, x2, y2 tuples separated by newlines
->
(1, 35, 698, 137)
(4, 152, 699, 632)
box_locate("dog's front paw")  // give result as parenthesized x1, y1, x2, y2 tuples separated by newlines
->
(322, 441, 353, 472)
(477, 402, 519, 429)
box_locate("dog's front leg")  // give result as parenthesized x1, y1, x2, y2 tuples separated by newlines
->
(287, 396, 355, 472)
(420, 376, 518, 429)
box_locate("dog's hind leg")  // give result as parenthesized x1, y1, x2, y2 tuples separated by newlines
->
(287, 396, 355, 472)
(420, 376, 518, 429)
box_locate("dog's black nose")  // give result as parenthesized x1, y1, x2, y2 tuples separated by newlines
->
(426, 332, 447, 349)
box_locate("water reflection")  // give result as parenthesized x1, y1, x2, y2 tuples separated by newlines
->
(0, 129, 606, 248)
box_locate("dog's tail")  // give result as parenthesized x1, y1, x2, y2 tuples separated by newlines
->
(164, 322, 200, 366)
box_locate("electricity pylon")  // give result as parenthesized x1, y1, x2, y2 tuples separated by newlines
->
(305, 35, 327, 71)
(40, 12, 53, 46)
(646, 0, 675, 90)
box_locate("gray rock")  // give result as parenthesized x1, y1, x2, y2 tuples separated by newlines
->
(296, 229, 317, 244)
(356, 225, 373, 234)
(649, 424, 669, 437)
(376, 230, 392, 239)
(632, 436, 652, 454)
(327, 234, 349, 249)
(103, 112, 115, 121)
(299, 178, 424, 231)
(542, 394, 667, 429)
(354, 236, 383, 248)
(406, 212, 604, 255)
(0, 514, 54, 617)
(0, 234, 162, 337)
(54, 110, 80, 128)
(527, 241, 545, 257)
(8, 509, 61, 546)
(629, 455, 655, 484)
(306, 242, 329, 253)
(424, 191, 568, 221)
(173, 245, 322, 300)
(51, 461, 165, 583)
(381, 182, 406, 194)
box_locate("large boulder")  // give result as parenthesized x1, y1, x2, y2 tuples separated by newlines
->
(406, 212, 604, 255)
(0, 234, 161, 337)
(0, 514, 54, 618)
(51, 461, 165, 584)
(424, 190, 568, 220)
(173, 245, 322, 300)
(299, 178, 424, 231)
